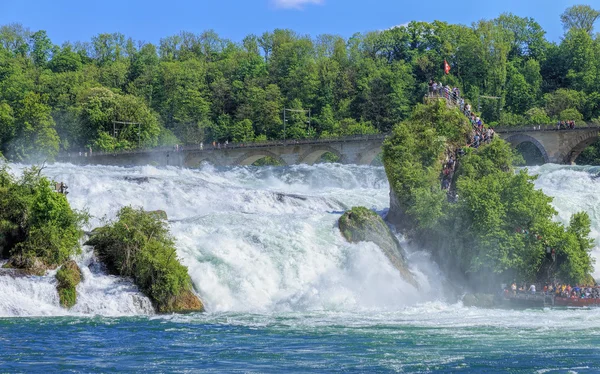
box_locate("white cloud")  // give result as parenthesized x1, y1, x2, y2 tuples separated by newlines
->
(272, 0, 324, 10)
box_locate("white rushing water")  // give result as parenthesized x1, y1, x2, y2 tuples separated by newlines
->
(1, 162, 599, 317)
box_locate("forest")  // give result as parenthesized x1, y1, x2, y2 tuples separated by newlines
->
(0, 5, 599, 163)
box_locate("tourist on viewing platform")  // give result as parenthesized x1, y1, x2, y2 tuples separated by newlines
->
(529, 284, 536, 294)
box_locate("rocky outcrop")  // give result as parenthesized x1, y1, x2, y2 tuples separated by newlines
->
(56, 260, 82, 308)
(339, 206, 418, 288)
(159, 289, 205, 313)
(462, 293, 497, 308)
(3, 256, 55, 276)
(86, 206, 204, 314)
(147, 210, 168, 220)
(386, 189, 414, 234)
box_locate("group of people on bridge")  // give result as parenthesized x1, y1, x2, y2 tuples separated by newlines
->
(557, 120, 577, 130)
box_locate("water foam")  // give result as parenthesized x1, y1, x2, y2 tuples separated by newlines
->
(3, 162, 599, 316)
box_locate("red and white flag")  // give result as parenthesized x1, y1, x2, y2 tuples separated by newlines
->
(444, 59, 451, 75)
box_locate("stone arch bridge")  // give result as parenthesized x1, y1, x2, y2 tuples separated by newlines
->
(58, 126, 600, 168)
(498, 125, 600, 164)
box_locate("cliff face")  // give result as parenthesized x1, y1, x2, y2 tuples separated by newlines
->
(339, 207, 418, 288)
(386, 189, 414, 234)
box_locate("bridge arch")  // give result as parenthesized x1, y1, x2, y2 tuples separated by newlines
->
(561, 130, 600, 164)
(297, 145, 342, 165)
(504, 134, 549, 165)
(184, 153, 219, 168)
(358, 145, 383, 165)
(234, 150, 286, 166)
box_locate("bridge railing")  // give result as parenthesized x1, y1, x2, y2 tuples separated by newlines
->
(494, 123, 600, 133)
(57, 133, 389, 158)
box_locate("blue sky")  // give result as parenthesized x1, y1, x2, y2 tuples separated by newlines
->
(0, 0, 588, 45)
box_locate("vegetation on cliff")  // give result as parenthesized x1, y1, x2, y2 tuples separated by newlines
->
(86, 206, 204, 313)
(383, 101, 594, 288)
(55, 260, 82, 308)
(339, 206, 417, 287)
(0, 165, 87, 274)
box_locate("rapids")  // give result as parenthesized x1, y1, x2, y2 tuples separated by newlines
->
(1, 162, 599, 317)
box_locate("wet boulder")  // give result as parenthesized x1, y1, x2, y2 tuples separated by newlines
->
(159, 289, 205, 313)
(147, 210, 168, 220)
(339, 207, 418, 288)
(462, 293, 497, 308)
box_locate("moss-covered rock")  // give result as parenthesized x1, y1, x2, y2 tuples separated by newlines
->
(86, 206, 204, 313)
(56, 260, 82, 308)
(147, 210, 168, 220)
(339, 206, 418, 288)
(4, 256, 54, 276)
(159, 289, 205, 313)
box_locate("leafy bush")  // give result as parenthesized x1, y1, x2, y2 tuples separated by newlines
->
(559, 108, 584, 122)
(525, 107, 551, 125)
(0, 165, 87, 269)
(86, 207, 202, 312)
(383, 99, 471, 230)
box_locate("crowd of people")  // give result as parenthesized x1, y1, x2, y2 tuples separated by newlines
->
(508, 282, 600, 299)
(430, 82, 495, 193)
(557, 120, 577, 130)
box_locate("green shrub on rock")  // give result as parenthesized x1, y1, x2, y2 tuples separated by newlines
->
(56, 260, 82, 308)
(86, 206, 204, 313)
(0, 165, 88, 273)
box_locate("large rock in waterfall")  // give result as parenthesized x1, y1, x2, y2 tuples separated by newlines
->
(338, 207, 418, 288)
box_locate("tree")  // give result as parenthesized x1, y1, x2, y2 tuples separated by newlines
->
(48, 44, 83, 73)
(525, 107, 550, 125)
(30, 30, 53, 67)
(0, 103, 15, 150)
(494, 13, 547, 61)
(231, 119, 255, 142)
(561, 29, 597, 92)
(544, 89, 586, 118)
(560, 5, 600, 34)
(505, 62, 534, 114)
(9, 93, 59, 161)
(0, 23, 30, 57)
